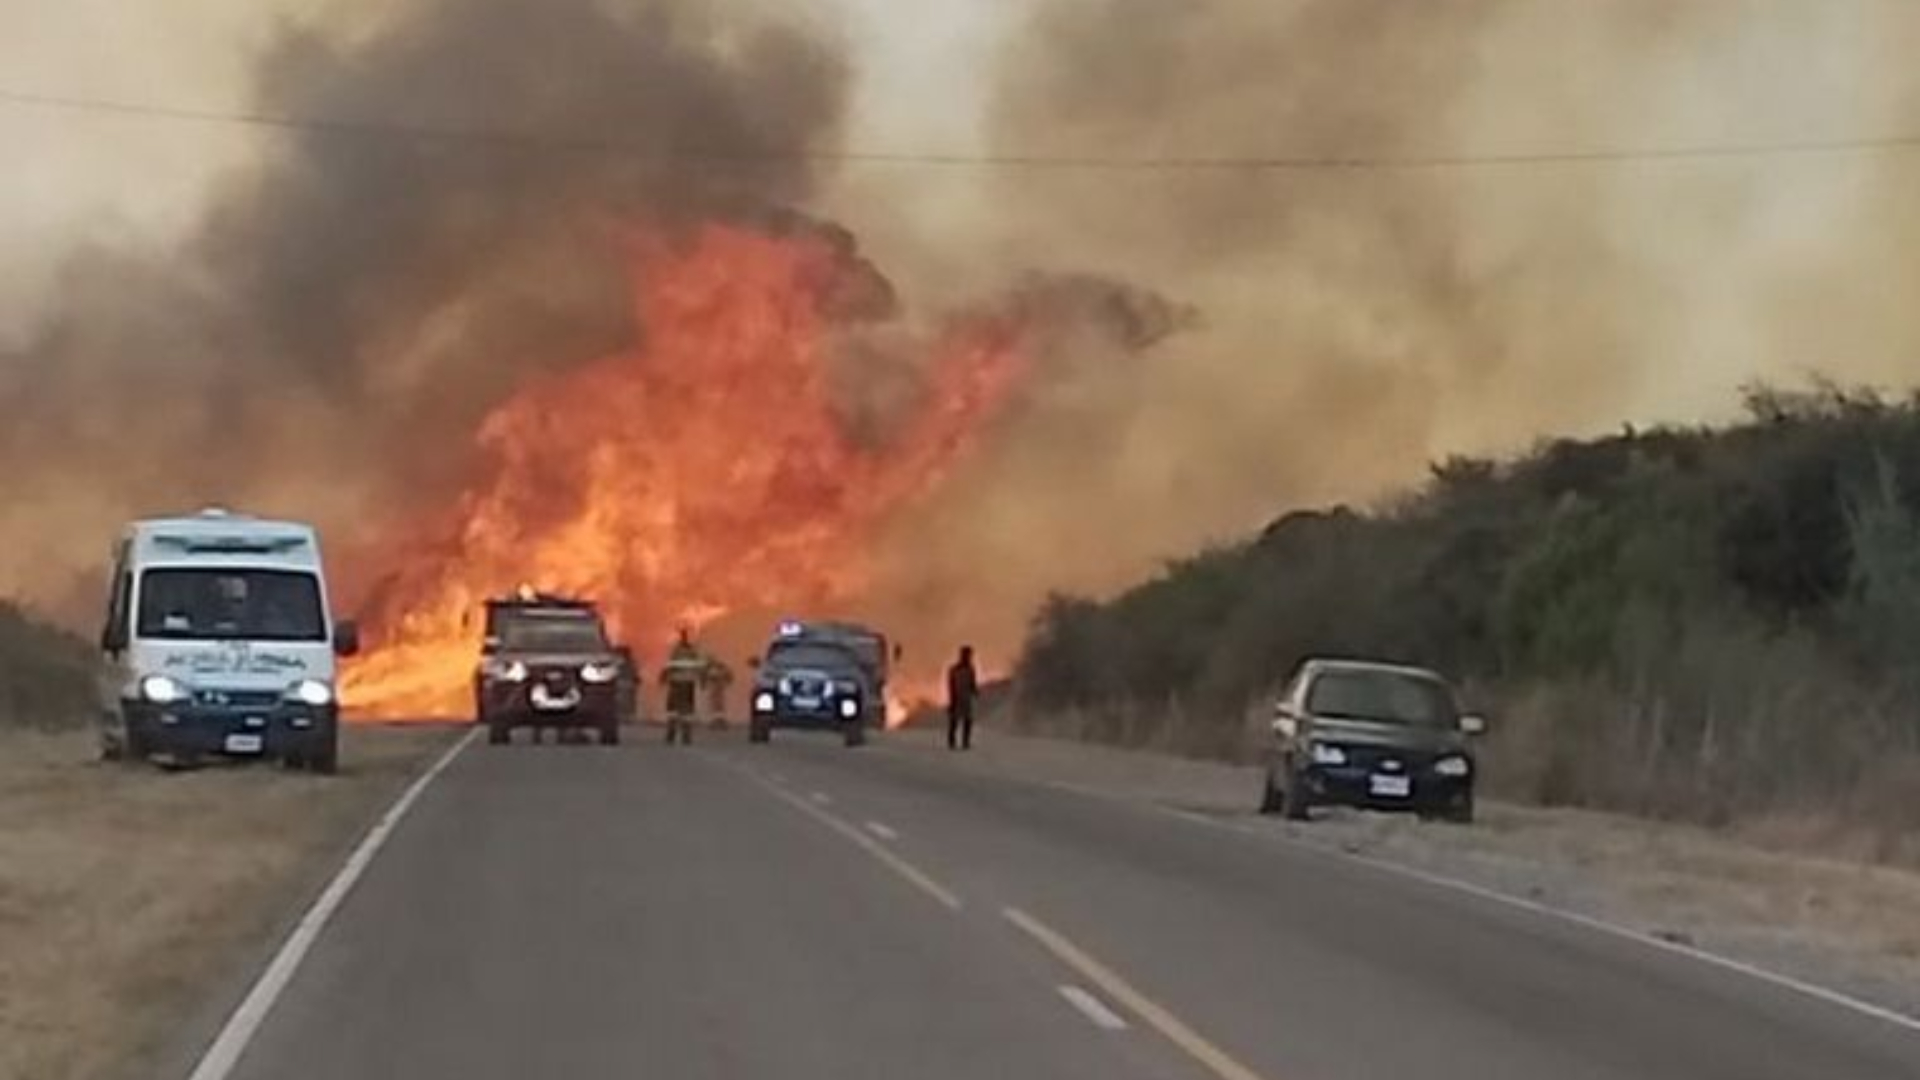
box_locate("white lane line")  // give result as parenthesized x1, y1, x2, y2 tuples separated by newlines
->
(864, 820, 899, 841)
(810, 791, 833, 805)
(187, 727, 478, 1080)
(745, 771, 962, 911)
(1338, 849, 1920, 1036)
(1164, 799, 1920, 1035)
(1059, 984, 1130, 1031)
(1005, 907, 1269, 1080)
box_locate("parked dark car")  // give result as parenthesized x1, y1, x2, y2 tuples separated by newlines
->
(474, 592, 636, 746)
(1258, 659, 1486, 823)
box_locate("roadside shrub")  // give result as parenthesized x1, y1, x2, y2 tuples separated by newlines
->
(1011, 383, 1920, 843)
(0, 603, 98, 730)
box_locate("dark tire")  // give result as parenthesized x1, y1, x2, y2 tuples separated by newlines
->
(842, 720, 866, 748)
(749, 718, 771, 744)
(307, 735, 339, 775)
(1257, 769, 1284, 815)
(488, 722, 510, 746)
(600, 721, 621, 746)
(1443, 792, 1476, 825)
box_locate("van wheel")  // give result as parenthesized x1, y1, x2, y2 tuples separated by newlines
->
(600, 721, 621, 746)
(1282, 772, 1313, 822)
(308, 738, 338, 776)
(842, 721, 866, 748)
(1257, 770, 1284, 815)
(749, 719, 771, 744)
(488, 723, 510, 746)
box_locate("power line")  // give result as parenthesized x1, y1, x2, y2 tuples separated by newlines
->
(5, 86, 1920, 172)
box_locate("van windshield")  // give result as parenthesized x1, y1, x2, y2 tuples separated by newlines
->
(137, 569, 326, 642)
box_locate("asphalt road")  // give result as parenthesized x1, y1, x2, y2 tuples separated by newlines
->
(199, 728, 1920, 1080)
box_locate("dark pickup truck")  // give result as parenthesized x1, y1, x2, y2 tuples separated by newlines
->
(474, 593, 636, 746)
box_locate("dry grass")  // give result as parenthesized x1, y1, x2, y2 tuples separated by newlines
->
(0, 723, 457, 1080)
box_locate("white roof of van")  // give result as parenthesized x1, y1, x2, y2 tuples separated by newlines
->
(126, 508, 322, 566)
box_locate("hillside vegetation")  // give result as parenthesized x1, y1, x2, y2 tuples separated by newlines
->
(0, 603, 97, 729)
(1013, 385, 1920, 846)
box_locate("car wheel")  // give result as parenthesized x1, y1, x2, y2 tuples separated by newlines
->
(600, 721, 621, 746)
(843, 721, 866, 748)
(1443, 792, 1475, 825)
(749, 719, 770, 744)
(488, 722, 510, 746)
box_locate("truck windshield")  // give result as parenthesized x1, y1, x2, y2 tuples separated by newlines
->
(137, 568, 326, 642)
(767, 642, 859, 673)
(497, 615, 607, 653)
(1307, 670, 1458, 728)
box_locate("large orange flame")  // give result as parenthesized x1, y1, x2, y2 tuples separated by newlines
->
(344, 222, 1024, 717)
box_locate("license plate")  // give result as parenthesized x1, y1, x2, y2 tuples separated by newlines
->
(792, 697, 822, 710)
(1369, 774, 1412, 798)
(224, 733, 264, 754)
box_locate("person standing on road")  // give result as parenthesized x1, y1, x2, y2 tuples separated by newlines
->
(663, 629, 706, 746)
(946, 645, 979, 751)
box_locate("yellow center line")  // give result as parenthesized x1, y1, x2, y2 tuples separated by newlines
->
(741, 766, 964, 912)
(1005, 907, 1274, 1080)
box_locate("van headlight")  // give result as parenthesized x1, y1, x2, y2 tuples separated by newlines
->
(839, 698, 859, 719)
(580, 662, 620, 684)
(754, 692, 776, 713)
(289, 680, 334, 707)
(1433, 755, 1472, 778)
(1309, 742, 1349, 766)
(139, 674, 186, 704)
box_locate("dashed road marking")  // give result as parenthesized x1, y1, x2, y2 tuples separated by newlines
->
(1006, 907, 1271, 1080)
(865, 820, 899, 841)
(1059, 984, 1130, 1031)
(744, 771, 962, 911)
(810, 791, 832, 805)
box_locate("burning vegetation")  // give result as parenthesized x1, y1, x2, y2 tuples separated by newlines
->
(344, 220, 1028, 717)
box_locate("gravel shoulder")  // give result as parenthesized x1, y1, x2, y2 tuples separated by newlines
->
(0, 723, 459, 1080)
(885, 726, 1920, 1021)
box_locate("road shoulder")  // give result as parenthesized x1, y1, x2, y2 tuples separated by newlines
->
(0, 723, 460, 1080)
(878, 726, 1920, 1022)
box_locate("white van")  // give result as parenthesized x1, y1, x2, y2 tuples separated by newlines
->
(97, 508, 359, 772)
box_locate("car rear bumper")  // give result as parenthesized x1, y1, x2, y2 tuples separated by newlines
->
(123, 700, 336, 760)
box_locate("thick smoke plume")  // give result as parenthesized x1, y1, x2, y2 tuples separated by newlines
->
(0, 0, 851, 615)
(869, 0, 1920, 657)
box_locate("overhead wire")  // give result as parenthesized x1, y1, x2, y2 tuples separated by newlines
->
(4, 86, 1920, 171)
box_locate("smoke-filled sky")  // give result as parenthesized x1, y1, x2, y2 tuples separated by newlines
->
(5, 0, 1920, 669)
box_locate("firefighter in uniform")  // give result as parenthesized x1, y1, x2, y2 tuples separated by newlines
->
(663, 629, 706, 746)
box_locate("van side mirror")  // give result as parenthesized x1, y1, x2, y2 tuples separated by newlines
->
(332, 620, 361, 658)
(1272, 701, 1300, 739)
(99, 622, 128, 655)
(892, 643, 904, 662)
(747, 655, 762, 671)
(1460, 713, 1488, 736)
